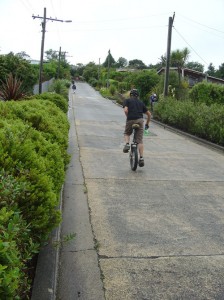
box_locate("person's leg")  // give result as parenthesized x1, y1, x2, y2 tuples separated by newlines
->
(138, 143, 143, 157)
(135, 119, 144, 167)
(124, 134, 130, 144)
(123, 121, 132, 153)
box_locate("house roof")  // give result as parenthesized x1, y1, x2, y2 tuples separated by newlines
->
(157, 67, 224, 84)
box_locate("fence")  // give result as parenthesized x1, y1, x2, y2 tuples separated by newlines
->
(33, 78, 54, 95)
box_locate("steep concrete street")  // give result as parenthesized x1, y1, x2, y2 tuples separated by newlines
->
(55, 82, 224, 299)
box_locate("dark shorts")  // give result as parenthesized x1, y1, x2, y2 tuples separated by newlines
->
(124, 118, 144, 144)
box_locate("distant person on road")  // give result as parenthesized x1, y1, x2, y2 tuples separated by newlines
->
(150, 93, 157, 112)
(72, 83, 76, 93)
(123, 89, 151, 167)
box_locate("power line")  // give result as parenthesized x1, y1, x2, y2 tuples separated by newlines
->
(173, 27, 209, 66)
(32, 7, 72, 94)
(178, 14, 224, 35)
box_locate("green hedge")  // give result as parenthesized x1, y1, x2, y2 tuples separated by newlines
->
(0, 100, 70, 166)
(189, 81, 224, 106)
(28, 92, 68, 113)
(0, 94, 70, 298)
(153, 98, 224, 146)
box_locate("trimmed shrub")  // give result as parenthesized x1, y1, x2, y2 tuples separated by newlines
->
(0, 118, 63, 239)
(0, 172, 39, 299)
(28, 92, 68, 113)
(189, 81, 224, 105)
(0, 100, 70, 166)
(153, 98, 224, 146)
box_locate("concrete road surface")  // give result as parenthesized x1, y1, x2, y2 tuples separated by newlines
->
(57, 82, 224, 300)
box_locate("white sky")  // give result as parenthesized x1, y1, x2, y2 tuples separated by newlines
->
(0, 0, 224, 70)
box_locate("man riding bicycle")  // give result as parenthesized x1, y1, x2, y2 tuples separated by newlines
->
(123, 89, 151, 167)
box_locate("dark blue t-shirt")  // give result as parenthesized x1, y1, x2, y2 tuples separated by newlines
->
(123, 98, 148, 120)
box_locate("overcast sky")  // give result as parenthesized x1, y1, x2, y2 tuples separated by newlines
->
(0, 0, 224, 70)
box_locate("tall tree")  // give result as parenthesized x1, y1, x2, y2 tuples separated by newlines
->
(115, 57, 128, 68)
(103, 50, 116, 68)
(216, 63, 224, 79)
(206, 63, 216, 77)
(171, 48, 190, 69)
(160, 47, 190, 69)
(129, 59, 146, 69)
(45, 49, 59, 61)
(185, 61, 204, 72)
(0, 52, 38, 93)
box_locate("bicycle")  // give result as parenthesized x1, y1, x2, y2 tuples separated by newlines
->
(129, 123, 140, 171)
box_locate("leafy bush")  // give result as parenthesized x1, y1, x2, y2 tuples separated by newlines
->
(153, 98, 224, 146)
(189, 81, 224, 105)
(28, 92, 68, 113)
(0, 172, 39, 299)
(89, 77, 98, 87)
(0, 119, 63, 239)
(0, 53, 38, 94)
(0, 94, 70, 298)
(0, 100, 70, 166)
(109, 85, 116, 96)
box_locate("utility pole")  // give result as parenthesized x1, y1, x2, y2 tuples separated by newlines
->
(107, 50, 110, 89)
(57, 46, 61, 79)
(98, 58, 101, 81)
(164, 12, 175, 97)
(32, 8, 72, 94)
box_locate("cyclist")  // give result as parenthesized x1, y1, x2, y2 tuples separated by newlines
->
(123, 89, 151, 167)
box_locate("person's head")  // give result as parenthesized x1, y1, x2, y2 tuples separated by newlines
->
(130, 89, 139, 98)
(153, 93, 157, 97)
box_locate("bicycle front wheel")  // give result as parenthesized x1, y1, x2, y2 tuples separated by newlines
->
(130, 144, 138, 171)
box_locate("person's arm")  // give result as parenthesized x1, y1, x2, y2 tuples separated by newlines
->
(145, 110, 151, 126)
(123, 106, 128, 116)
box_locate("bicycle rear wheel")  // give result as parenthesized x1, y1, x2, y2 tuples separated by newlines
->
(130, 144, 138, 171)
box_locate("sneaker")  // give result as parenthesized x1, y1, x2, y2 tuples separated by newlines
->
(123, 144, 130, 153)
(139, 158, 144, 167)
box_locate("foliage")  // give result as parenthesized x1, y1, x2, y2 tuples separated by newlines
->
(115, 57, 128, 68)
(128, 59, 146, 69)
(83, 62, 98, 82)
(102, 50, 116, 68)
(0, 52, 38, 94)
(109, 85, 116, 96)
(0, 99, 70, 165)
(28, 91, 68, 113)
(0, 118, 64, 239)
(206, 63, 216, 77)
(0, 93, 70, 298)
(89, 77, 98, 87)
(132, 70, 160, 103)
(0, 206, 38, 299)
(185, 61, 204, 72)
(215, 63, 224, 79)
(0, 73, 25, 100)
(99, 87, 117, 99)
(70, 63, 85, 78)
(189, 81, 224, 105)
(153, 98, 224, 146)
(0, 171, 40, 299)
(48, 79, 70, 99)
(156, 71, 189, 100)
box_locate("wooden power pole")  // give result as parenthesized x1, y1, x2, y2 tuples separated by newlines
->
(164, 13, 175, 97)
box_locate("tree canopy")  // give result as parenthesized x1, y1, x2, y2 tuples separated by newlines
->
(129, 59, 146, 69)
(103, 50, 116, 68)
